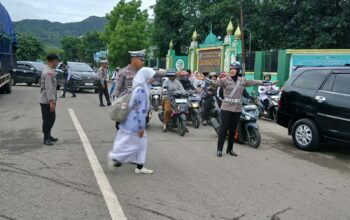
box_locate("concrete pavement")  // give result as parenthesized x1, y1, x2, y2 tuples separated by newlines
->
(1, 85, 350, 220)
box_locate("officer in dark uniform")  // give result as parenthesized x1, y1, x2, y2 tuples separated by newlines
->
(39, 54, 59, 146)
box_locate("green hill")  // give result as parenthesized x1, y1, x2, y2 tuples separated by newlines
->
(14, 16, 107, 48)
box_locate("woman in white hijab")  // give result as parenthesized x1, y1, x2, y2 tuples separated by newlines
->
(108, 67, 156, 174)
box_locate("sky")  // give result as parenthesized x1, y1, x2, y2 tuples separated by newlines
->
(1, 0, 156, 23)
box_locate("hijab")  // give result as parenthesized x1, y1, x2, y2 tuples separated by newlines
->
(132, 67, 156, 109)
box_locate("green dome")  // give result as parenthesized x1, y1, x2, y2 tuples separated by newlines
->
(204, 30, 219, 44)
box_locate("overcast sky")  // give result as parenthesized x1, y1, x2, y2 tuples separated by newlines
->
(1, 0, 156, 23)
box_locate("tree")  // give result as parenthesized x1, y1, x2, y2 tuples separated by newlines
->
(80, 31, 106, 64)
(103, 0, 151, 66)
(16, 34, 45, 61)
(61, 36, 82, 61)
(153, 0, 350, 54)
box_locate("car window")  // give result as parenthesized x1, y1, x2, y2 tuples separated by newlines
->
(68, 63, 94, 72)
(292, 70, 329, 90)
(321, 74, 335, 91)
(29, 62, 45, 71)
(16, 64, 24, 69)
(333, 74, 350, 95)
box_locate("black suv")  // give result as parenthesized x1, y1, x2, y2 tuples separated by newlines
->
(12, 61, 45, 86)
(277, 66, 350, 150)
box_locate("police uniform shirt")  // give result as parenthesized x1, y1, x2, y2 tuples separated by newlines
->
(113, 65, 137, 97)
(97, 66, 108, 84)
(39, 65, 57, 104)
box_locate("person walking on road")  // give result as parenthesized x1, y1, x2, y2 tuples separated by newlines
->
(61, 61, 76, 98)
(39, 54, 60, 146)
(112, 50, 145, 129)
(108, 67, 157, 174)
(206, 62, 277, 157)
(97, 60, 111, 107)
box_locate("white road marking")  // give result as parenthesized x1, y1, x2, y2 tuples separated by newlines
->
(68, 108, 127, 220)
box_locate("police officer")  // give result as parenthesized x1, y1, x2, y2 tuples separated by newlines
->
(206, 62, 277, 157)
(97, 60, 111, 107)
(39, 54, 59, 146)
(112, 50, 145, 129)
(113, 50, 145, 97)
(61, 61, 76, 98)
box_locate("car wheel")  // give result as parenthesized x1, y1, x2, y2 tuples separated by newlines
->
(56, 85, 61, 90)
(26, 82, 33, 86)
(292, 119, 320, 151)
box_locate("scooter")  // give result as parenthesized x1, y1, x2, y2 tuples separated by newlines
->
(255, 90, 280, 122)
(150, 82, 162, 111)
(186, 90, 201, 128)
(158, 90, 190, 136)
(210, 98, 221, 136)
(235, 98, 261, 148)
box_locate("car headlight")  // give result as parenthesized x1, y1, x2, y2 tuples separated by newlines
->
(192, 103, 199, 108)
(71, 74, 82, 80)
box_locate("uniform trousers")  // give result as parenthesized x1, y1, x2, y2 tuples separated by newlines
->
(40, 104, 56, 138)
(98, 81, 111, 105)
(217, 110, 240, 152)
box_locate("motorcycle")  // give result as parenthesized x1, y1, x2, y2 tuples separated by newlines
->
(235, 98, 261, 148)
(158, 89, 190, 136)
(209, 98, 221, 136)
(255, 90, 279, 122)
(150, 82, 162, 111)
(186, 90, 201, 128)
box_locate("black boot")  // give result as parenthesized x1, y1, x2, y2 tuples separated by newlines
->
(100, 103, 105, 107)
(216, 151, 223, 157)
(43, 133, 53, 146)
(49, 134, 58, 142)
(226, 150, 238, 157)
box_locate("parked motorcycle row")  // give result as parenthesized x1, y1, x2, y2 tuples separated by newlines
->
(149, 80, 281, 149)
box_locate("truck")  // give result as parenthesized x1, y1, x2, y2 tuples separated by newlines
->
(0, 3, 17, 94)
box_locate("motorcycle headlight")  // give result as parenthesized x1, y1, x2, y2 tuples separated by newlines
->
(245, 115, 251, 120)
(153, 95, 159, 99)
(192, 102, 199, 108)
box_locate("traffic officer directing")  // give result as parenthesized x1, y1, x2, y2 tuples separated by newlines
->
(206, 62, 277, 157)
(112, 50, 145, 129)
(39, 54, 59, 146)
(97, 60, 111, 107)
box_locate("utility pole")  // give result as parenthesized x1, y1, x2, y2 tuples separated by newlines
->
(240, 0, 246, 72)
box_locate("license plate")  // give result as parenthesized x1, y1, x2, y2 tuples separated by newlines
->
(175, 99, 187, 103)
(85, 83, 93, 86)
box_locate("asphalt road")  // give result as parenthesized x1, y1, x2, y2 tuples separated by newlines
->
(1, 85, 350, 220)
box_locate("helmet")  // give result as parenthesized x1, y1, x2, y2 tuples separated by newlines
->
(263, 73, 271, 80)
(166, 68, 177, 76)
(209, 72, 218, 77)
(230, 61, 241, 70)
